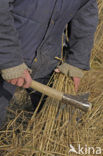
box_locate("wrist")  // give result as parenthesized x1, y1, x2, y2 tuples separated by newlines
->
(58, 63, 85, 78)
(1, 63, 32, 80)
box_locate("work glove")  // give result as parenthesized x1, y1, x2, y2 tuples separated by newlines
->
(57, 63, 84, 78)
(55, 63, 85, 92)
(1, 63, 32, 88)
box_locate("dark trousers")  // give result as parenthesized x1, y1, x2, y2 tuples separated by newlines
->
(0, 76, 16, 127)
(0, 75, 50, 127)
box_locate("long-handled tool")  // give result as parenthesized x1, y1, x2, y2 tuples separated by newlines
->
(30, 80, 92, 112)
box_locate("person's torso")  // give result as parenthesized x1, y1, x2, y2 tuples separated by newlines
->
(10, 0, 88, 79)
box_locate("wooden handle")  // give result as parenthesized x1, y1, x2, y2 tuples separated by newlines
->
(30, 80, 63, 101)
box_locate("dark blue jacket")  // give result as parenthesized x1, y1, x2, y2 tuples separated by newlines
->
(0, 0, 98, 79)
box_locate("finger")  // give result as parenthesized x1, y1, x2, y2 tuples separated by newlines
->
(74, 83, 78, 92)
(54, 68, 60, 73)
(10, 79, 18, 85)
(73, 77, 81, 92)
(74, 83, 79, 92)
(16, 78, 25, 87)
(7, 80, 10, 83)
(23, 70, 32, 88)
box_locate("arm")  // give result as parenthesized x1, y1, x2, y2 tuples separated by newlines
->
(0, 0, 32, 88)
(0, 0, 24, 69)
(57, 0, 98, 92)
(66, 0, 98, 70)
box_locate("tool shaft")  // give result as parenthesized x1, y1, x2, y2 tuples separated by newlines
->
(30, 80, 63, 101)
(30, 80, 91, 112)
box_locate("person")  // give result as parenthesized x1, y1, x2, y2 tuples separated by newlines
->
(0, 0, 98, 127)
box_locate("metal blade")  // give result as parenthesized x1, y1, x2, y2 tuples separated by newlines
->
(61, 93, 92, 112)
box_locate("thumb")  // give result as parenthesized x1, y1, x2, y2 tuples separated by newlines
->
(23, 70, 32, 88)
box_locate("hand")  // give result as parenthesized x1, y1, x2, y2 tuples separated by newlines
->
(55, 68, 81, 92)
(73, 77, 81, 92)
(7, 70, 32, 88)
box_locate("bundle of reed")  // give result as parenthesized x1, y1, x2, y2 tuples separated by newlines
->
(91, 0, 103, 68)
(0, 0, 103, 155)
(1, 69, 103, 156)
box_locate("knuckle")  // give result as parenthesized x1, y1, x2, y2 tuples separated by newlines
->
(18, 83, 23, 87)
(17, 79, 24, 87)
(11, 81, 16, 85)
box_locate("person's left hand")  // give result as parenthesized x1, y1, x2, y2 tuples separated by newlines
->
(55, 68, 81, 92)
(73, 77, 81, 92)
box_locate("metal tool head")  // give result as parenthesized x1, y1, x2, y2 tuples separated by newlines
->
(62, 93, 92, 112)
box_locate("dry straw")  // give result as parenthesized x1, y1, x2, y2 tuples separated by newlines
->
(0, 0, 103, 155)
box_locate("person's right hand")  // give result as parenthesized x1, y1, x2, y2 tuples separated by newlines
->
(7, 70, 32, 88)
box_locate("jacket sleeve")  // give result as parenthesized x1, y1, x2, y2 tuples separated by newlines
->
(0, 0, 24, 70)
(66, 0, 98, 70)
